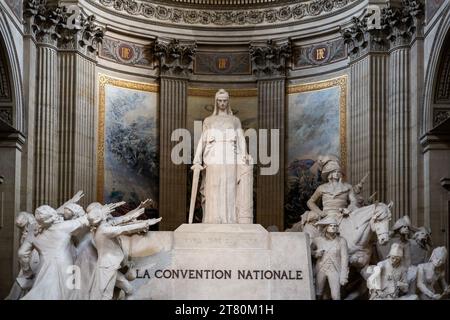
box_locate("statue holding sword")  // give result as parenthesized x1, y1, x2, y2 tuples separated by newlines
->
(189, 89, 253, 224)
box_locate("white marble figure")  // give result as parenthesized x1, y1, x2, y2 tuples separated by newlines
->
(5, 212, 40, 300)
(307, 155, 358, 219)
(311, 216, 349, 300)
(19, 205, 89, 300)
(410, 227, 432, 266)
(416, 247, 449, 300)
(307, 156, 391, 269)
(70, 202, 98, 300)
(55, 190, 85, 217)
(192, 89, 253, 224)
(88, 200, 161, 300)
(367, 243, 417, 300)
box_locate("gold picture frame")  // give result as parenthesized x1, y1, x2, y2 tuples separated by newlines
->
(97, 74, 159, 202)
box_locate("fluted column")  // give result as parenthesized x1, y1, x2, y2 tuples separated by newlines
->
(24, 0, 104, 208)
(342, 12, 389, 203)
(154, 40, 196, 230)
(34, 44, 59, 208)
(348, 56, 388, 201)
(58, 54, 97, 208)
(257, 79, 285, 229)
(383, 0, 423, 220)
(57, 16, 103, 207)
(250, 40, 290, 229)
(387, 47, 410, 220)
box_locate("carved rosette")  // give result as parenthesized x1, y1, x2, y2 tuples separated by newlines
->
(250, 40, 292, 78)
(24, 0, 104, 55)
(153, 39, 196, 78)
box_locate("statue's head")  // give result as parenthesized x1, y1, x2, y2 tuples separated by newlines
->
(86, 202, 102, 213)
(87, 208, 105, 227)
(64, 203, 85, 220)
(34, 205, 60, 228)
(213, 89, 232, 115)
(388, 243, 403, 267)
(430, 247, 447, 268)
(316, 216, 339, 236)
(317, 155, 342, 181)
(392, 215, 412, 236)
(16, 211, 35, 229)
(413, 226, 432, 248)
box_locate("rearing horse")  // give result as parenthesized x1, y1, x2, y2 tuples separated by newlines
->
(338, 202, 392, 268)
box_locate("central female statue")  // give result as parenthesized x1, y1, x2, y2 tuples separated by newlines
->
(192, 89, 252, 224)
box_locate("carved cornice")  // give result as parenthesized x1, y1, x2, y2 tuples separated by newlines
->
(153, 39, 196, 77)
(93, 0, 357, 26)
(250, 40, 291, 78)
(24, 0, 104, 55)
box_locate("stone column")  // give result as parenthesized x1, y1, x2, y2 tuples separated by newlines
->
(154, 40, 196, 230)
(24, 2, 61, 209)
(407, 3, 425, 226)
(25, 1, 104, 209)
(21, 3, 38, 213)
(250, 40, 290, 229)
(0, 128, 25, 298)
(384, 0, 423, 220)
(57, 14, 103, 208)
(342, 14, 389, 202)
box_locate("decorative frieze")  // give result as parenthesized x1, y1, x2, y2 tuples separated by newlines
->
(194, 52, 250, 75)
(153, 39, 196, 77)
(100, 37, 154, 68)
(93, 0, 357, 26)
(293, 39, 346, 68)
(250, 40, 291, 78)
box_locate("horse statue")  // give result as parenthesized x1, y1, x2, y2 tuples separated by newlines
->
(338, 202, 392, 269)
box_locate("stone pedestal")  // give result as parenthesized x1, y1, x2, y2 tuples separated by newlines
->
(123, 224, 314, 300)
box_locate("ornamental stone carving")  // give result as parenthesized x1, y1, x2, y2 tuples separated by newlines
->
(250, 40, 291, 78)
(153, 39, 196, 77)
(93, 0, 357, 26)
(341, 0, 424, 58)
(24, 0, 104, 54)
(383, 0, 424, 48)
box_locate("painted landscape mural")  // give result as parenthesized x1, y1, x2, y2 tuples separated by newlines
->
(99, 77, 159, 216)
(285, 79, 346, 228)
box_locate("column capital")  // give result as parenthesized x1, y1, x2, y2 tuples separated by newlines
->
(24, 0, 104, 56)
(153, 39, 196, 78)
(341, 11, 389, 60)
(250, 39, 291, 79)
(384, 0, 424, 49)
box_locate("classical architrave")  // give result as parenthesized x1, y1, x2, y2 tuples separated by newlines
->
(287, 76, 348, 174)
(96, 74, 159, 203)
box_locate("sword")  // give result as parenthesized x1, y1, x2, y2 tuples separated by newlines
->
(188, 164, 203, 224)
